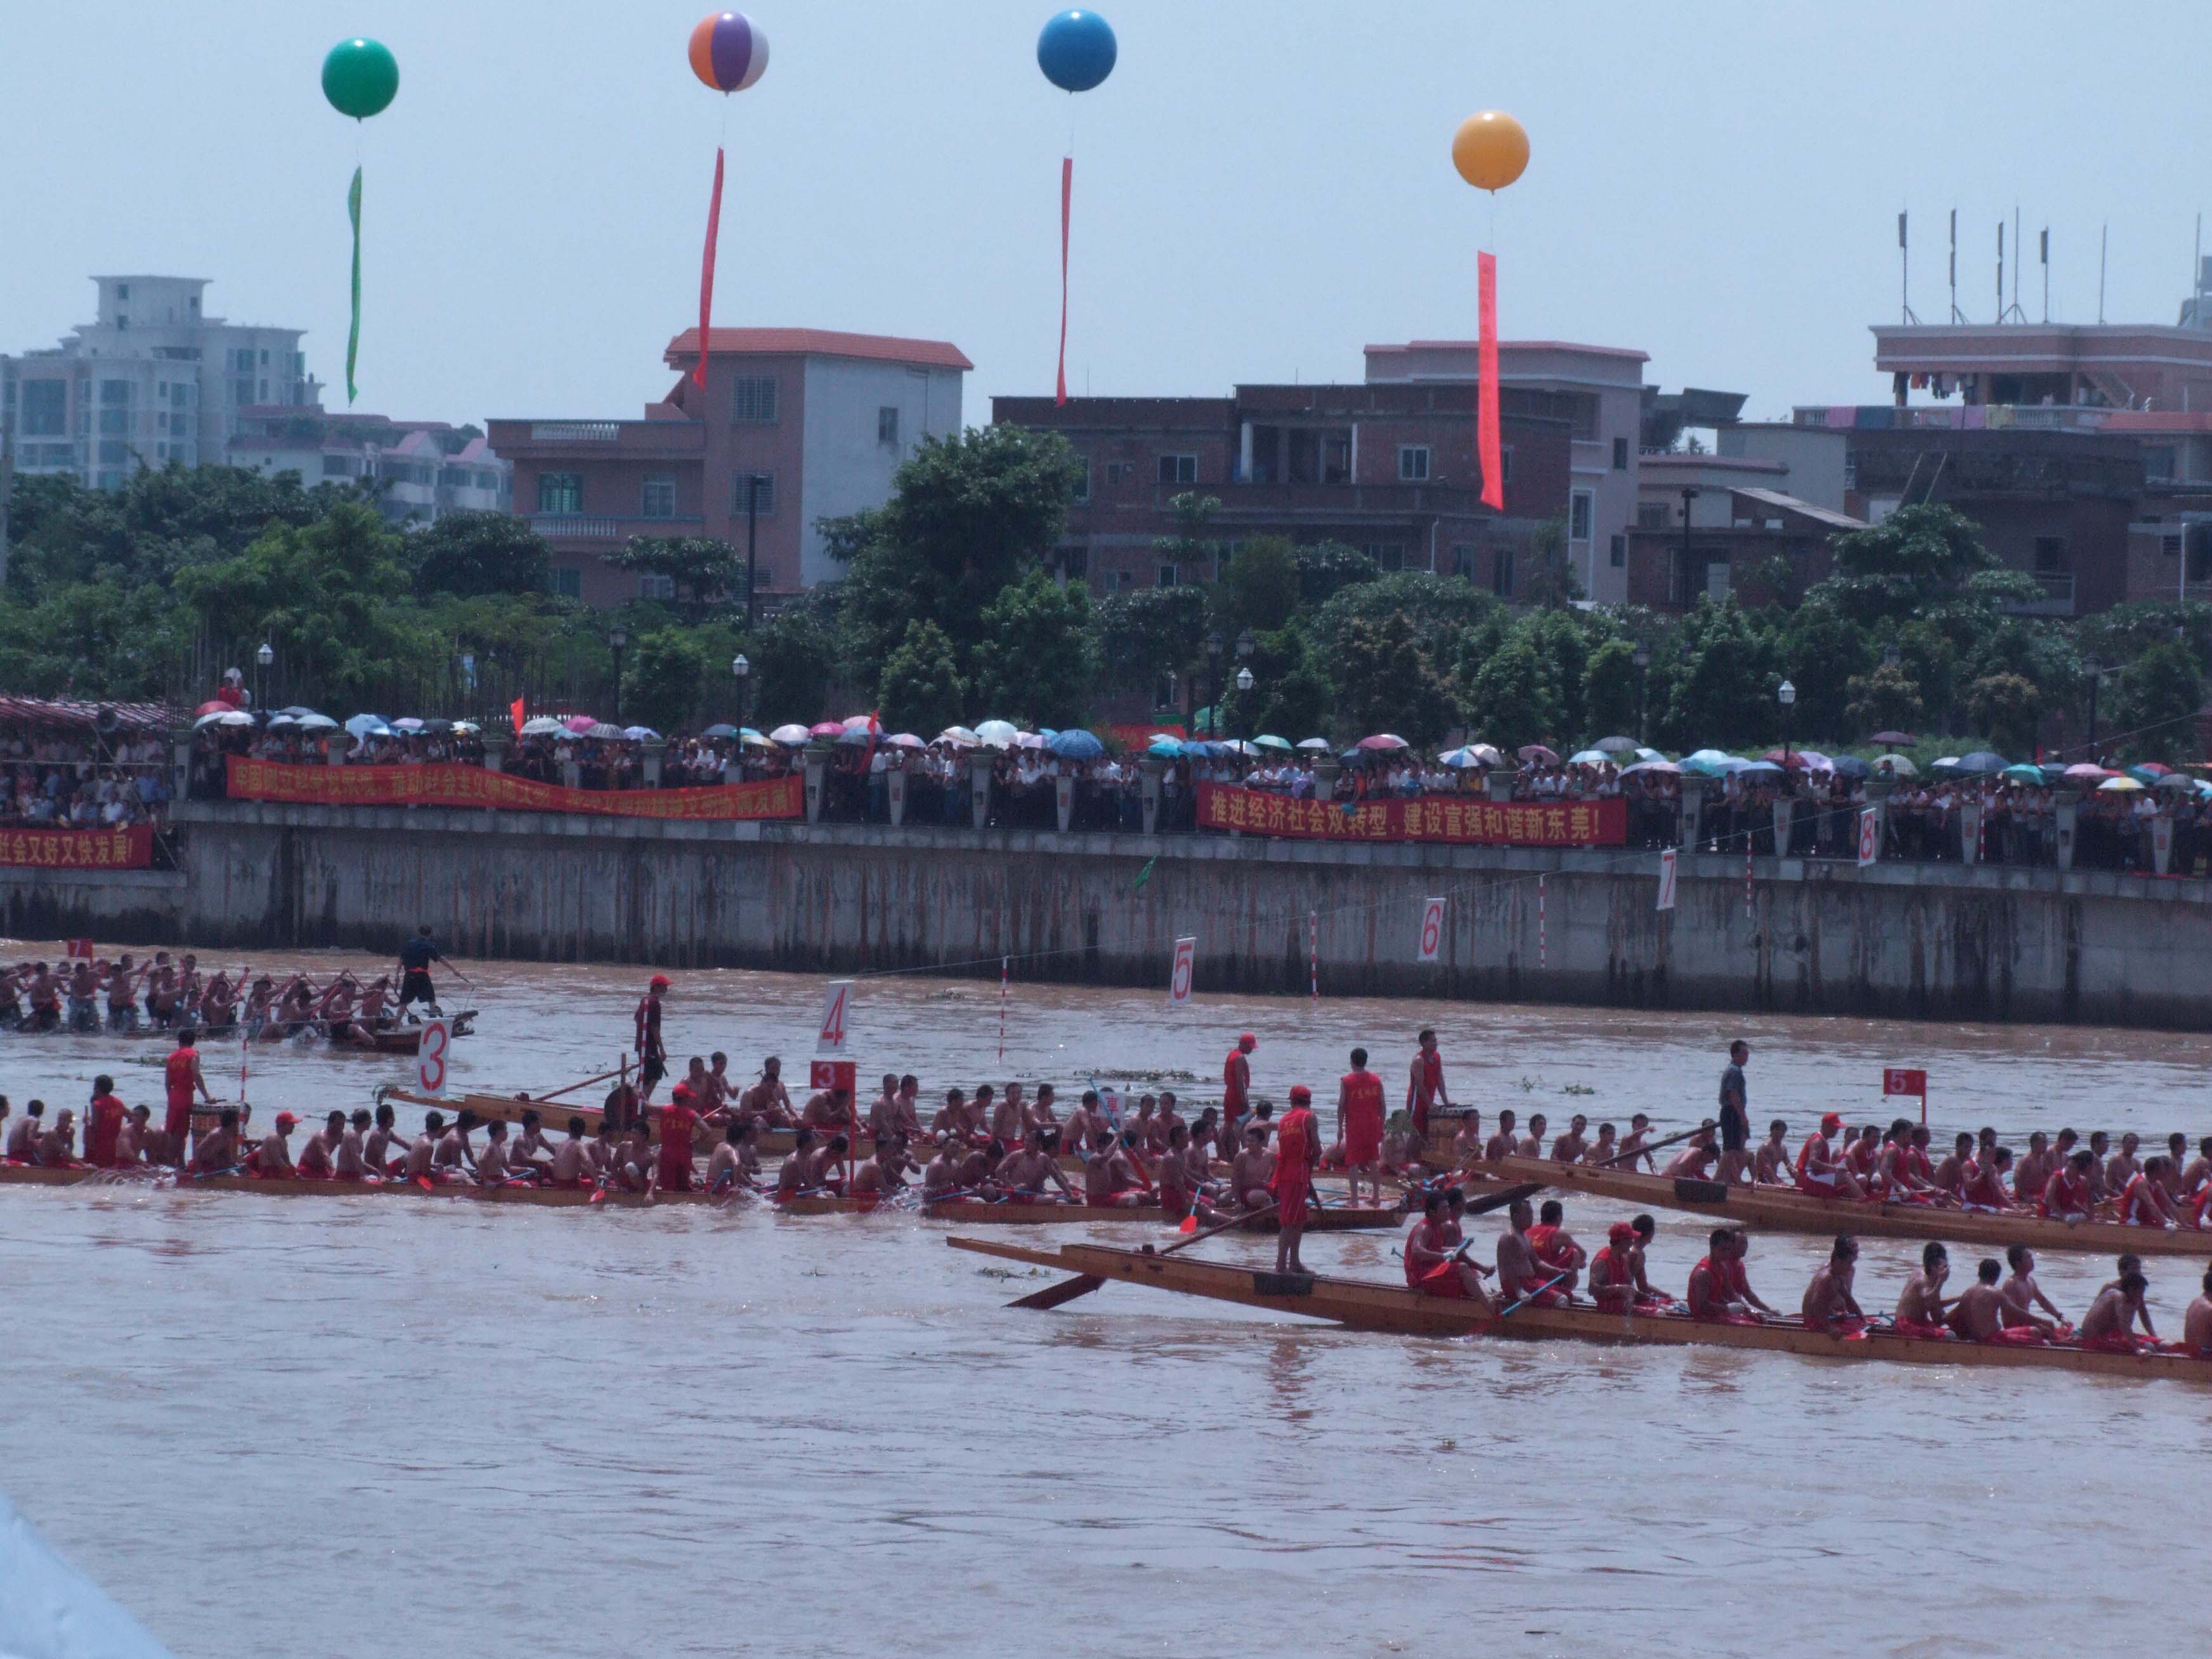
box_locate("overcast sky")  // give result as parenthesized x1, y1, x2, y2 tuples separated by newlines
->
(6, 1, 2209, 431)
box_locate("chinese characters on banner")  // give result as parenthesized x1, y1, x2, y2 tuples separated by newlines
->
(226, 757, 803, 821)
(1195, 785, 1625, 847)
(0, 826, 155, 871)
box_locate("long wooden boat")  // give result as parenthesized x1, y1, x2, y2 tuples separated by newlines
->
(23, 1013, 475, 1052)
(1473, 1154, 2212, 1259)
(947, 1237, 2212, 1381)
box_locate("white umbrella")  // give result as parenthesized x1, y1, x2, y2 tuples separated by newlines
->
(975, 719, 1021, 748)
(215, 710, 253, 727)
(1295, 737, 1331, 751)
(451, 720, 480, 734)
(939, 725, 980, 746)
(344, 713, 388, 738)
(296, 712, 339, 731)
(190, 710, 230, 731)
(1594, 736, 1640, 755)
(769, 724, 811, 745)
(519, 716, 564, 736)
(623, 725, 660, 741)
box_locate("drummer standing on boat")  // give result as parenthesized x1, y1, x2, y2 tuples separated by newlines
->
(634, 974, 671, 1103)
(1223, 1033, 1256, 1137)
(1715, 1040, 1751, 1185)
(1407, 1029, 1450, 1148)
(162, 1027, 216, 1166)
(396, 925, 447, 1015)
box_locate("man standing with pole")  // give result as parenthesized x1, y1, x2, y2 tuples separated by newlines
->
(1716, 1039, 1752, 1187)
(634, 974, 672, 1105)
(396, 924, 447, 1017)
(163, 1026, 216, 1168)
(1270, 1084, 1322, 1277)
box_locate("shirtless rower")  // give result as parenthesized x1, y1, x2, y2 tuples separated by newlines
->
(703, 1120, 755, 1196)
(1617, 1112, 1658, 1172)
(1228, 1123, 1274, 1213)
(1947, 1259, 2041, 1343)
(1155, 1123, 1226, 1225)
(932, 1087, 980, 1145)
(2012, 1131, 2056, 1202)
(34, 1109, 76, 1166)
(2040, 1149, 2097, 1221)
(1893, 1242, 1955, 1338)
(2105, 1132, 2144, 1195)
(1482, 1109, 1519, 1164)
(1403, 1191, 1495, 1308)
(22, 963, 60, 1032)
(434, 1110, 479, 1180)
(850, 1133, 910, 1199)
(248, 1112, 299, 1179)
(365, 1104, 409, 1176)
(866, 1076, 909, 1145)
(1662, 1130, 1720, 1180)
(1752, 1119, 1793, 1186)
(987, 1084, 1023, 1147)
(335, 1110, 379, 1180)
(1336, 1046, 1388, 1206)
(538, 1117, 590, 1189)
(64, 960, 100, 1033)
(1795, 1112, 1867, 1200)
(475, 1121, 523, 1186)
(741, 1057, 795, 1128)
(1090, 1130, 1152, 1208)
(2156, 1135, 2190, 1202)
(1685, 1230, 1757, 1324)
(187, 1107, 243, 1175)
(104, 957, 141, 1032)
(1516, 1113, 1548, 1160)
(2183, 1270, 2212, 1356)
(1929, 1132, 1977, 1202)
(1062, 1091, 1109, 1161)
(511, 1110, 557, 1180)
(925, 1133, 969, 1199)
(1495, 1199, 1567, 1308)
(2078, 1270, 2156, 1353)
(776, 1127, 821, 1197)
(992, 1128, 1076, 1202)
(1150, 1091, 1182, 1154)
(2082, 1131, 2114, 1202)
(1451, 1110, 1489, 1171)
(117, 1105, 155, 1168)
(2000, 1244, 2068, 1334)
(1801, 1235, 1866, 1334)
(2118, 1156, 2182, 1228)
(2178, 1137, 2212, 1202)
(403, 1114, 444, 1183)
(296, 1112, 344, 1178)
(1588, 1222, 1643, 1313)
(1582, 1121, 1617, 1168)
(1550, 1114, 1590, 1164)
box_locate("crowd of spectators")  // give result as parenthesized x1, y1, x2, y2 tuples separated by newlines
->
(0, 703, 171, 831)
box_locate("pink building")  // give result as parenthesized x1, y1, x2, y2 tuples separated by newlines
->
(488, 327, 969, 607)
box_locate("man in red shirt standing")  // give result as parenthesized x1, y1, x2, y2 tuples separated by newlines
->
(1270, 1084, 1322, 1276)
(1335, 1046, 1386, 1206)
(634, 975, 671, 1103)
(84, 1074, 127, 1169)
(1223, 1032, 1255, 1140)
(1406, 1028, 1450, 1154)
(162, 1027, 215, 1168)
(656, 1081, 702, 1193)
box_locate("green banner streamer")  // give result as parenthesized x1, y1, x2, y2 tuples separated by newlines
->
(345, 166, 363, 405)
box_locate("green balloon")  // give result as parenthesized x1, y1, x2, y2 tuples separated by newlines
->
(322, 37, 399, 120)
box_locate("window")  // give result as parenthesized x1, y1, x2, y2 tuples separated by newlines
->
(22, 381, 65, 436)
(548, 566, 582, 599)
(116, 283, 129, 300)
(638, 574, 677, 601)
(1104, 460, 1133, 486)
(1843, 452, 1859, 490)
(116, 315, 128, 331)
(99, 408, 130, 435)
(1570, 491, 1594, 542)
(1157, 563, 1179, 587)
(734, 471, 775, 514)
(231, 348, 254, 373)
(1157, 453, 1198, 485)
(1452, 543, 1476, 579)
(537, 472, 583, 514)
(641, 475, 677, 519)
(1057, 545, 1089, 580)
(2161, 533, 2185, 559)
(1398, 445, 1432, 481)
(1610, 533, 1627, 568)
(1492, 548, 1515, 597)
(234, 380, 253, 407)
(171, 383, 189, 408)
(100, 380, 132, 406)
(1636, 500, 1669, 531)
(1613, 436, 1630, 471)
(322, 456, 355, 478)
(877, 406, 900, 446)
(98, 440, 127, 464)
(1072, 462, 1091, 504)
(2033, 536, 2068, 573)
(731, 376, 779, 424)
(1363, 542, 1405, 572)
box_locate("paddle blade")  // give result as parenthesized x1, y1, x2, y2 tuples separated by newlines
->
(1178, 1213, 1197, 1233)
(1010, 1273, 1105, 1310)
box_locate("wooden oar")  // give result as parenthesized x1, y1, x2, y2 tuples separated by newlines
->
(532, 1065, 627, 1107)
(1007, 1201, 1264, 1310)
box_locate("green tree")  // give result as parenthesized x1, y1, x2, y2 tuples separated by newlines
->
(972, 568, 1097, 729)
(1963, 672, 2043, 757)
(1214, 625, 1332, 743)
(1809, 502, 2040, 628)
(606, 536, 741, 623)
(1333, 612, 1454, 748)
(1656, 597, 1781, 751)
(1293, 540, 1379, 608)
(1518, 514, 1585, 609)
(1218, 535, 1300, 633)
(623, 627, 709, 734)
(1092, 583, 1209, 708)
(1314, 570, 1499, 658)
(1153, 491, 1223, 589)
(746, 602, 836, 729)
(1844, 661, 1925, 739)
(2110, 642, 2205, 765)
(1582, 636, 1645, 743)
(877, 619, 969, 737)
(408, 511, 551, 599)
(1517, 608, 1597, 739)
(1780, 602, 1873, 743)
(1466, 637, 1562, 755)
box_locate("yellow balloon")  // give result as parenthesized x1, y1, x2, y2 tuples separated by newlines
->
(1452, 110, 1530, 192)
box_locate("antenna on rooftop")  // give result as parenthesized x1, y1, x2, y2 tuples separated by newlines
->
(2041, 227, 2050, 323)
(1899, 211, 1918, 324)
(1996, 220, 2005, 322)
(1949, 209, 1964, 323)
(2098, 223, 2107, 323)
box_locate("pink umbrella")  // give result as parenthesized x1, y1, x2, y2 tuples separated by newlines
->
(887, 733, 925, 749)
(1356, 734, 1410, 751)
(2062, 762, 2112, 781)
(1517, 744, 1559, 765)
(563, 715, 597, 734)
(842, 714, 876, 731)
(807, 721, 844, 738)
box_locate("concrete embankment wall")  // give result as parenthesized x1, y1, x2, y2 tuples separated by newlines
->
(4, 803, 2209, 1031)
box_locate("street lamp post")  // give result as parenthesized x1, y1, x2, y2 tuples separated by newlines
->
(1778, 679, 1797, 771)
(255, 641, 273, 713)
(608, 624, 628, 723)
(1204, 630, 1224, 737)
(2084, 653, 2102, 763)
(1632, 643, 1650, 744)
(1234, 665, 1255, 746)
(732, 653, 750, 729)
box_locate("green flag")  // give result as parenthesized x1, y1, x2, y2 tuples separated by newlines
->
(1132, 856, 1156, 894)
(344, 166, 363, 405)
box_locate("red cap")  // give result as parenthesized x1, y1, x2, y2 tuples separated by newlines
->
(649, 974, 672, 991)
(1289, 1084, 1311, 1105)
(275, 1112, 297, 1131)
(1238, 1032, 1257, 1051)
(670, 1083, 696, 1105)
(1820, 1111, 1844, 1133)
(1608, 1221, 1637, 1247)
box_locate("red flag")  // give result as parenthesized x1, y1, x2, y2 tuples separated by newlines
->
(694, 146, 726, 389)
(1057, 156, 1073, 407)
(509, 695, 526, 735)
(862, 709, 881, 773)
(1478, 251, 1503, 512)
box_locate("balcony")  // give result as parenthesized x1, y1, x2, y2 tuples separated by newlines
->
(1192, 479, 1483, 518)
(2003, 571, 2076, 616)
(486, 417, 704, 458)
(531, 514, 704, 545)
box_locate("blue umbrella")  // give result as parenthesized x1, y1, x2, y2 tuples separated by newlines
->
(1048, 729, 1105, 760)
(1146, 739, 1184, 759)
(1955, 750, 2008, 775)
(344, 713, 390, 739)
(1737, 760, 1785, 776)
(702, 723, 739, 739)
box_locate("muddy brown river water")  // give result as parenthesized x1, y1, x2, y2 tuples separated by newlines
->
(3, 948, 2208, 1657)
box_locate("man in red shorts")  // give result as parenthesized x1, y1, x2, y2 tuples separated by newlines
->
(1335, 1046, 1386, 1206)
(1405, 1028, 1449, 1150)
(162, 1026, 216, 1168)
(1403, 1190, 1495, 1308)
(84, 1074, 127, 1169)
(656, 1079, 703, 1192)
(1270, 1084, 1320, 1276)
(1223, 1032, 1256, 1139)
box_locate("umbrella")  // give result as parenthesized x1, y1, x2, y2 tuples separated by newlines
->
(583, 721, 627, 739)
(1796, 750, 1835, 772)
(392, 717, 426, 732)
(1873, 753, 1918, 777)
(1012, 731, 1047, 750)
(1929, 756, 1961, 773)
(1295, 738, 1331, 751)
(2126, 764, 2167, 785)
(1356, 734, 1410, 751)
(1831, 755, 1873, 779)
(190, 709, 231, 731)
(1251, 734, 1292, 753)
(2152, 772, 2196, 791)
(803, 720, 842, 738)
(265, 714, 298, 730)
(420, 718, 453, 733)
(939, 725, 980, 746)
(975, 719, 1021, 748)
(1467, 743, 1504, 767)
(1438, 746, 1486, 769)
(741, 731, 775, 748)
(623, 725, 660, 741)
(1869, 731, 1916, 746)
(1683, 748, 1737, 767)
(519, 716, 564, 736)
(1620, 759, 1681, 776)
(2001, 764, 2046, 784)
(2098, 776, 2145, 793)
(1568, 749, 1610, 765)
(451, 721, 480, 734)
(215, 710, 253, 727)
(835, 725, 875, 745)
(563, 715, 597, 734)
(1681, 755, 1743, 777)
(344, 713, 389, 738)
(193, 699, 230, 719)
(1738, 760, 1785, 776)
(1048, 729, 1105, 760)
(1147, 739, 1185, 759)
(887, 733, 927, 750)
(2061, 762, 2111, 781)
(769, 724, 811, 745)
(1594, 736, 1640, 755)
(842, 714, 875, 731)
(1635, 747, 1665, 762)
(702, 723, 740, 739)
(1955, 751, 2008, 775)
(296, 713, 339, 731)
(1518, 745, 1559, 765)
(277, 706, 320, 719)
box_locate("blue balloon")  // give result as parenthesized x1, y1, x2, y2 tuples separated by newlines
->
(1038, 10, 1117, 93)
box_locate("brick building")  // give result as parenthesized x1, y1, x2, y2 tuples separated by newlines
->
(992, 378, 1573, 599)
(488, 327, 968, 607)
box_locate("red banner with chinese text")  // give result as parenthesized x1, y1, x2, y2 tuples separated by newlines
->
(1197, 784, 1625, 847)
(226, 758, 803, 822)
(0, 825, 155, 870)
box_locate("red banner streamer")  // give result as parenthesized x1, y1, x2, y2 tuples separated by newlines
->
(0, 826, 153, 870)
(1057, 155, 1074, 407)
(1478, 250, 1503, 511)
(694, 146, 726, 389)
(1197, 785, 1623, 847)
(227, 758, 802, 822)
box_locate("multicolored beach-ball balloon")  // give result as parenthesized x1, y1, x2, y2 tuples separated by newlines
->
(1452, 110, 1529, 192)
(1038, 9, 1117, 93)
(321, 38, 400, 406)
(689, 11, 771, 94)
